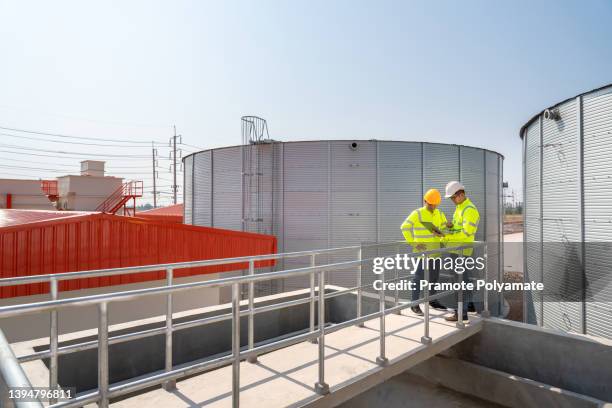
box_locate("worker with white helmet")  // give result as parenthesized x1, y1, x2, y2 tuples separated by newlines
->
(442, 181, 481, 323)
(400, 188, 448, 316)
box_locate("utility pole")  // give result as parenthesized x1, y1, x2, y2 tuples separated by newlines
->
(170, 125, 181, 205)
(173, 126, 177, 205)
(152, 142, 157, 208)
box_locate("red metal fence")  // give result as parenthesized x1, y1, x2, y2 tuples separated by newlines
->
(0, 212, 276, 298)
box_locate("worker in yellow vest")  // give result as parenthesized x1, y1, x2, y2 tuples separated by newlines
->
(442, 181, 481, 323)
(400, 188, 447, 316)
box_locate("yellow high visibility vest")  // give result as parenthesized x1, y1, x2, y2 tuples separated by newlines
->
(400, 206, 447, 257)
(442, 197, 480, 256)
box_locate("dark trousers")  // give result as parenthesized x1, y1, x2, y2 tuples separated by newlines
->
(411, 259, 440, 302)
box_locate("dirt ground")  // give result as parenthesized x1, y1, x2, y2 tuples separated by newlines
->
(503, 214, 523, 234)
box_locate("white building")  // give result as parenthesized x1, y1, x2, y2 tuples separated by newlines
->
(1, 160, 125, 212)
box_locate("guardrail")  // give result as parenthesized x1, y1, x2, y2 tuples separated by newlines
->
(0, 328, 41, 408)
(0, 241, 488, 408)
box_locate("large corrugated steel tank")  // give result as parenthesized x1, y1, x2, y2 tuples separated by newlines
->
(521, 84, 612, 339)
(184, 140, 504, 305)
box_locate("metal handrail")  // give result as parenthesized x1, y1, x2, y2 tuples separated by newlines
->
(94, 180, 143, 213)
(0, 241, 404, 287)
(0, 329, 43, 408)
(40, 180, 58, 197)
(0, 241, 488, 408)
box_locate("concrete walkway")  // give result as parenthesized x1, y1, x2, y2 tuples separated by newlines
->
(112, 309, 483, 408)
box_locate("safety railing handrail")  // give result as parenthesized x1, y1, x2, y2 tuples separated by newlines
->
(95, 182, 127, 212)
(0, 240, 488, 408)
(0, 243, 476, 318)
(94, 180, 143, 213)
(0, 328, 42, 408)
(0, 241, 406, 287)
(40, 180, 58, 196)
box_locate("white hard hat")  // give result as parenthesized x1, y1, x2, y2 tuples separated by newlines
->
(445, 181, 465, 198)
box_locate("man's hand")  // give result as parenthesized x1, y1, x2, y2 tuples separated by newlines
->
(431, 226, 444, 237)
(416, 244, 426, 251)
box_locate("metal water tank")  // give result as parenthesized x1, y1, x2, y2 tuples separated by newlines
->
(521, 83, 612, 339)
(184, 140, 504, 306)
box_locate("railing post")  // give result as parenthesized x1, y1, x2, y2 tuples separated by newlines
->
(376, 268, 388, 366)
(309, 255, 318, 343)
(163, 268, 176, 390)
(247, 260, 257, 363)
(232, 282, 241, 408)
(421, 255, 432, 344)
(356, 247, 364, 327)
(481, 244, 491, 318)
(98, 302, 109, 408)
(314, 270, 329, 395)
(456, 273, 465, 329)
(49, 278, 59, 404)
(0, 328, 43, 408)
(394, 244, 400, 314)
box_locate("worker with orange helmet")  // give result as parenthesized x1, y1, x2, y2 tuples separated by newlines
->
(400, 188, 447, 316)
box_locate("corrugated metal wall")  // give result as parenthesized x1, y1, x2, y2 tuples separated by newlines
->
(423, 143, 459, 218)
(193, 151, 212, 226)
(186, 140, 503, 301)
(0, 213, 277, 299)
(485, 151, 502, 311)
(183, 155, 193, 224)
(583, 87, 612, 338)
(378, 142, 422, 242)
(524, 119, 542, 325)
(541, 98, 583, 334)
(461, 147, 485, 241)
(522, 84, 612, 339)
(212, 147, 242, 231)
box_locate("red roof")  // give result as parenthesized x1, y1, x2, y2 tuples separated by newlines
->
(138, 203, 183, 216)
(0, 209, 94, 228)
(137, 204, 183, 223)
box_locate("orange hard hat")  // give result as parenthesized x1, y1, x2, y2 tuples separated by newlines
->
(424, 189, 441, 205)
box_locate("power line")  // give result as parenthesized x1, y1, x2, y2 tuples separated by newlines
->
(0, 164, 75, 173)
(0, 143, 150, 158)
(0, 157, 77, 167)
(0, 132, 158, 148)
(0, 149, 155, 162)
(0, 157, 154, 170)
(0, 165, 155, 174)
(179, 142, 204, 150)
(0, 125, 164, 144)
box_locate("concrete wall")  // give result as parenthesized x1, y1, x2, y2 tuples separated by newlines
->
(0, 273, 221, 343)
(57, 175, 122, 211)
(410, 355, 607, 408)
(434, 318, 611, 402)
(339, 371, 501, 408)
(342, 318, 611, 407)
(0, 179, 55, 210)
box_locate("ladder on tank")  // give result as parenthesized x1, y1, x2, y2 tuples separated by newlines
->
(241, 116, 275, 235)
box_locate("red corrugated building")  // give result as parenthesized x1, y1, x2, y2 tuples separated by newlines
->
(136, 203, 183, 223)
(0, 209, 276, 298)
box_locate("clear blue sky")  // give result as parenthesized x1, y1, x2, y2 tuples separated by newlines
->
(1, 0, 611, 205)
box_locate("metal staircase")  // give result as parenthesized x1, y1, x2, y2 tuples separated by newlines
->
(95, 180, 143, 216)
